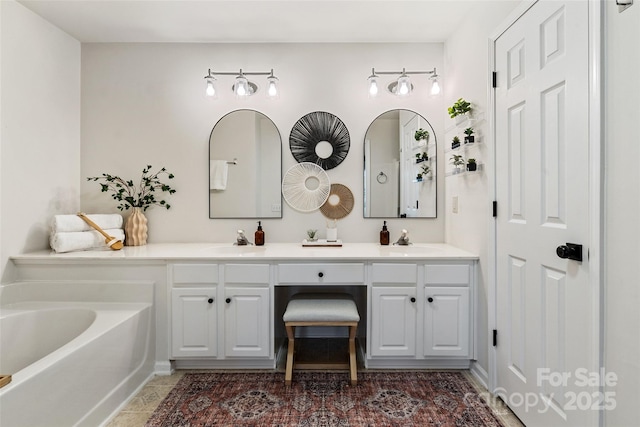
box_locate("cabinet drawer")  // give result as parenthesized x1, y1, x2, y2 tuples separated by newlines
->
(224, 264, 270, 284)
(371, 263, 417, 284)
(425, 264, 470, 286)
(172, 264, 219, 284)
(278, 263, 364, 284)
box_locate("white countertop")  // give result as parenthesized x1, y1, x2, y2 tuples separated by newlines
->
(11, 243, 478, 263)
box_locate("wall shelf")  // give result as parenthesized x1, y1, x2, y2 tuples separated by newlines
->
(446, 140, 482, 154)
(445, 163, 484, 178)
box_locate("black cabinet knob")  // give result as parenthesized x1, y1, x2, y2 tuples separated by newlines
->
(208, 298, 214, 304)
(410, 297, 416, 303)
(226, 298, 231, 304)
(427, 297, 434, 303)
(318, 272, 324, 278)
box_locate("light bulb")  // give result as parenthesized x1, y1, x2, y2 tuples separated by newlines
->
(235, 75, 249, 97)
(267, 76, 278, 98)
(430, 78, 440, 95)
(368, 77, 379, 97)
(206, 78, 216, 97)
(397, 75, 411, 96)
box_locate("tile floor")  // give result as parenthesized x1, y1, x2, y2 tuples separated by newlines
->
(106, 339, 524, 426)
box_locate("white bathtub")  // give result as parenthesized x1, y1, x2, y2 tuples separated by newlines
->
(0, 300, 153, 427)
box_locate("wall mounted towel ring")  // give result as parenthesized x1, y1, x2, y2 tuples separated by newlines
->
(320, 183, 354, 220)
(289, 111, 350, 170)
(282, 162, 331, 212)
(377, 171, 388, 184)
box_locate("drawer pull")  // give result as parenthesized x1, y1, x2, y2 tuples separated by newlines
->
(208, 298, 214, 304)
(318, 272, 324, 278)
(410, 297, 416, 303)
(427, 297, 434, 303)
(226, 298, 232, 304)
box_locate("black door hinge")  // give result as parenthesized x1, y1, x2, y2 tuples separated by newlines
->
(492, 201, 497, 217)
(493, 329, 498, 347)
(492, 72, 497, 88)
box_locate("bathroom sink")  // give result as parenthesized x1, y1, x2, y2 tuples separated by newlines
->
(201, 245, 267, 255)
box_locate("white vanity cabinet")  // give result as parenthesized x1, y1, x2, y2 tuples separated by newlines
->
(423, 264, 472, 358)
(170, 262, 272, 362)
(369, 263, 418, 357)
(223, 264, 271, 358)
(170, 264, 219, 358)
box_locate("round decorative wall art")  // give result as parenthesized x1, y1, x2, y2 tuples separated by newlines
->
(289, 111, 350, 170)
(320, 183, 354, 220)
(282, 162, 331, 212)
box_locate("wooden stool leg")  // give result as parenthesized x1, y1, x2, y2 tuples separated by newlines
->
(285, 324, 295, 386)
(349, 324, 357, 385)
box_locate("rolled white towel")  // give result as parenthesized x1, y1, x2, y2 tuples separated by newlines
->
(50, 229, 126, 253)
(52, 214, 123, 233)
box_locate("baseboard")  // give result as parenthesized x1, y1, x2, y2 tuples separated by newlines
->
(469, 361, 489, 389)
(154, 360, 174, 376)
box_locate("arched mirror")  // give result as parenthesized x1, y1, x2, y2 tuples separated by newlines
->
(364, 109, 437, 218)
(209, 110, 282, 218)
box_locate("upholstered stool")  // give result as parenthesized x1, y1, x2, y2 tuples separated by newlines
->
(283, 293, 360, 386)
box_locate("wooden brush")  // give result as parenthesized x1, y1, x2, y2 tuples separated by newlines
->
(76, 212, 124, 250)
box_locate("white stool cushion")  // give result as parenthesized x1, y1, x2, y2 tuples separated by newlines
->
(283, 293, 360, 322)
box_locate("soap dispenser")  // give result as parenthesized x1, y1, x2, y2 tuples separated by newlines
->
(255, 221, 265, 246)
(380, 221, 390, 245)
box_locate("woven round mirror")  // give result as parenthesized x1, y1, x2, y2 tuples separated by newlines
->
(282, 162, 331, 212)
(289, 111, 350, 170)
(320, 183, 354, 219)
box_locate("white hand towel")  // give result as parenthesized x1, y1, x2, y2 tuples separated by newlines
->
(52, 214, 123, 233)
(50, 229, 126, 253)
(209, 160, 229, 190)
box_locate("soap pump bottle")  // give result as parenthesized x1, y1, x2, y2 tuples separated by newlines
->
(380, 221, 390, 245)
(255, 221, 265, 246)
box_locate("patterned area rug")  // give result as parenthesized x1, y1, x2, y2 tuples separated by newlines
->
(146, 371, 504, 427)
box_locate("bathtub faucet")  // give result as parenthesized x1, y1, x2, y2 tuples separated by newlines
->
(394, 229, 411, 246)
(235, 229, 253, 246)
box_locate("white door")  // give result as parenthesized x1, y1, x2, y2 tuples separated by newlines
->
(171, 288, 217, 357)
(424, 287, 470, 357)
(224, 287, 270, 357)
(495, 1, 597, 426)
(370, 287, 417, 356)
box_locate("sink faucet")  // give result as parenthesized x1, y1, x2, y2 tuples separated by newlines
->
(235, 229, 253, 246)
(394, 229, 411, 246)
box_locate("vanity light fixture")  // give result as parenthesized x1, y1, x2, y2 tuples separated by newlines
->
(204, 68, 279, 99)
(367, 67, 440, 98)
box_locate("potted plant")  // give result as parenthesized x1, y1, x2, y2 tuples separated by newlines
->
(447, 98, 472, 119)
(450, 154, 465, 174)
(464, 127, 475, 144)
(421, 164, 431, 178)
(416, 173, 423, 182)
(451, 136, 461, 150)
(467, 158, 477, 172)
(415, 152, 428, 163)
(306, 229, 318, 242)
(87, 165, 176, 246)
(414, 128, 430, 146)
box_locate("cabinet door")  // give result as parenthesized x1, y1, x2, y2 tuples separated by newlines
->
(370, 287, 417, 356)
(224, 287, 270, 357)
(171, 287, 217, 358)
(424, 287, 470, 357)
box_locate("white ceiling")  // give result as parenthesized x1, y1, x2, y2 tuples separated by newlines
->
(17, 0, 519, 43)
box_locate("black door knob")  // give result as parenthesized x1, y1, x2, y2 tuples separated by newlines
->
(318, 272, 324, 278)
(208, 298, 214, 304)
(410, 297, 416, 303)
(226, 298, 231, 304)
(427, 297, 434, 303)
(556, 243, 583, 262)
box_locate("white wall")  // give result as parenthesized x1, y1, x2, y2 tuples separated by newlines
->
(0, 0, 81, 280)
(443, 2, 520, 381)
(80, 43, 445, 244)
(604, 2, 640, 425)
